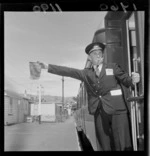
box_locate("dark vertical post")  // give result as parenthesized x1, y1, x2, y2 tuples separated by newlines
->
(62, 76, 64, 120)
(38, 84, 41, 124)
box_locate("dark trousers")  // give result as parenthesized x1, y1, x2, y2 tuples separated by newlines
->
(94, 106, 132, 151)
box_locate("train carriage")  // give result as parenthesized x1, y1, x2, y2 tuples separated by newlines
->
(75, 11, 144, 151)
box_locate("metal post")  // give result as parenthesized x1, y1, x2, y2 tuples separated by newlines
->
(38, 84, 41, 124)
(126, 20, 137, 151)
(62, 76, 64, 121)
(133, 58, 141, 139)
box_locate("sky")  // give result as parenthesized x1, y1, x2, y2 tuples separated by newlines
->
(4, 11, 107, 97)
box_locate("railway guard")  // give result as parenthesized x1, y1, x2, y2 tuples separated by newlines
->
(37, 42, 140, 151)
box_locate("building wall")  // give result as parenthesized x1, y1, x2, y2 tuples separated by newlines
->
(29, 103, 64, 122)
(4, 95, 30, 126)
(4, 96, 15, 125)
(30, 103, 38, 116)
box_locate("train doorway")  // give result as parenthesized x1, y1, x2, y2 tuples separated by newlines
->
(126, 12, 144, 151)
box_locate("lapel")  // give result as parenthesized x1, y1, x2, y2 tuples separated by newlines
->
(99, 63, 107, 79)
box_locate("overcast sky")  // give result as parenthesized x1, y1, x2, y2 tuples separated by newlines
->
(4, 11, 107, 97)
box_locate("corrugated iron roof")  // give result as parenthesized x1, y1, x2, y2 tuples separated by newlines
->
(4, 89, 30, 100)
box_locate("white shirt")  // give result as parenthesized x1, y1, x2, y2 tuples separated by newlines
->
(93, 64, 103, 73)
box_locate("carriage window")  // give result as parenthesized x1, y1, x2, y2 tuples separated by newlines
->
(18, 100, 21, 105)
(26, 102, 28, 111)
(84, 85, 88, 106)
(128, 13, 137, 73)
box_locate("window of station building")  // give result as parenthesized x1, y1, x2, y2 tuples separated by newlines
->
(8, 97, 13, 115)
(25, 101, 28, 111)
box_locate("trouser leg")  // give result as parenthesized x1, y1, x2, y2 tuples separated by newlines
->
(94, 107, 132, 151)
(111, 113, 133, 151)
(94, 107, 114, 151)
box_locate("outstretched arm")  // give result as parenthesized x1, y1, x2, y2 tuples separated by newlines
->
(38, 62, 85, 81)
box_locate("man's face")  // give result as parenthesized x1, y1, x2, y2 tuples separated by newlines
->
(89, 50, 104, 66)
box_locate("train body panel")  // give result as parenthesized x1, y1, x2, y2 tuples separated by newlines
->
(83, 105, 98, 151)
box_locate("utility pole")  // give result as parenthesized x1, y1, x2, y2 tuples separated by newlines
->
(62, 76, 64, 121)
(38, 84, 42, 124)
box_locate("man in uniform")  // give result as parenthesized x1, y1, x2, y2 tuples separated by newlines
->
(37, 42, 140, 151)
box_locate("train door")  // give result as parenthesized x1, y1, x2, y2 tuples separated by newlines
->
(104, 11, 144, 151)
(126, 11, 144, 151)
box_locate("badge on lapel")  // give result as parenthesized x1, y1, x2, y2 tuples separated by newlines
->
(106, 68, 113, 75)
(110, 89, 122, 96)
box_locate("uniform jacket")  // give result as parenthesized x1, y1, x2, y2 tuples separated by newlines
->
(48, 63, 134, 115)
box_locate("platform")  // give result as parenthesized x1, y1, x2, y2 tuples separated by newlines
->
(4, 116, 81, 151)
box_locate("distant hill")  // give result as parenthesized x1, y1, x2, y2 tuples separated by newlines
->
(25, 94, 77, 105)
(5, 76, 77, 106)
(41, 95, 76, 104)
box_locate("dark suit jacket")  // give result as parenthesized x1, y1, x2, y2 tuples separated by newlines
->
(48, 63, 134, 115)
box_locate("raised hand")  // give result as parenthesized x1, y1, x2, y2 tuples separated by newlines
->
(37, 61, 48, 69)
(131, 72, 140, 84)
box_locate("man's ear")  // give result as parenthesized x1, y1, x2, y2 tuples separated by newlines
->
(88, 55, 92, 61)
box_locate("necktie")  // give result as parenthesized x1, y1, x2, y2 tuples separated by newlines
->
(95, 66, 100, 77)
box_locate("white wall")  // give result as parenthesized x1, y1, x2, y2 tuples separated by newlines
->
(41, 103, 56, 122)
(30, 104, 38, 116)
(68, 108, 71, 116)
